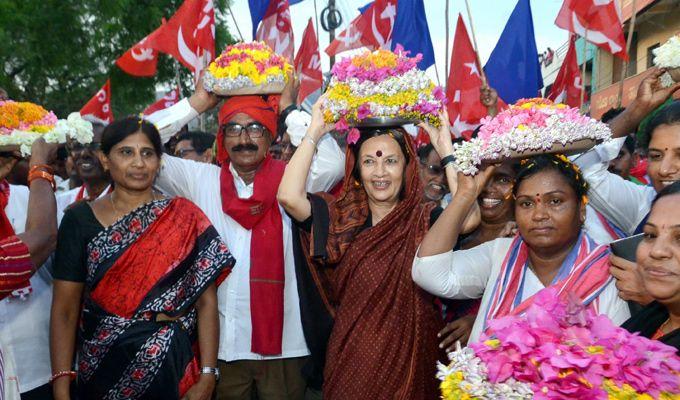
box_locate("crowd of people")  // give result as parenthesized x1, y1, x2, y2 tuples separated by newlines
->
(0, 67, 679, 400)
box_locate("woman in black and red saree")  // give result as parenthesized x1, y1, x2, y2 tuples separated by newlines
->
(50, 117, 234, 400)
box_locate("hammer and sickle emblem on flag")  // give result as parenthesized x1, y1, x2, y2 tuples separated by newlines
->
(131, 47, 155, 62)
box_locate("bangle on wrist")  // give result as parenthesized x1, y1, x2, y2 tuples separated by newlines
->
(28, 169, 56, 191)
(200, 366, 220, 381)
(440, 154, 456, 169)
(302, 135, 317, 146)
(50, 370, 76, 384)
(29, 164, 54, 174)
(279, 104, 298, 122)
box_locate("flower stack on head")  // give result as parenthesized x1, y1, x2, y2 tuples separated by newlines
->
(653, 35, 680, 87)
(437, 288, 680, 400)
(321, 46, 446, 144)
(452, 98, 611, 174)
(203, 41, 293, 95)
(0, 100, 93, 155)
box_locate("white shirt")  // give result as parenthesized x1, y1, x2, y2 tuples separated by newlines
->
(150, 98, 345, 361)
(584, 204, 619, 245)
(0, 185, 53, 393)
(412, 238, 630, 343)
(55, 185, 111, 223)
(574, 139, 656, 235)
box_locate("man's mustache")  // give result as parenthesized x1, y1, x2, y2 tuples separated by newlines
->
(231, 143, 259, 152)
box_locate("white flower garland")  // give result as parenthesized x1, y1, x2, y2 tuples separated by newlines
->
(0, 112, 93, 155)
(437, 343, 533, 399)
(202, 72, 287, 93)
(654, 35, 680, 88)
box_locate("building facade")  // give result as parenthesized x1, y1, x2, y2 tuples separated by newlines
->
(589, 0, 680, 119)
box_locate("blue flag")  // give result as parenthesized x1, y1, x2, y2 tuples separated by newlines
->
(248, 0, 269, 39)
(358, 1, 372, 13)
(392, 0, 434, 70)
(484, 0, 543, 103)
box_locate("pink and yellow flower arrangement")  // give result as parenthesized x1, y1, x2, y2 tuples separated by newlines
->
(203, 41, 292, 95)
(321, 46, 446, 139)
(0, 100, 93, 155)
(452, 98, 611, 174)
(437, 288, 680, 399)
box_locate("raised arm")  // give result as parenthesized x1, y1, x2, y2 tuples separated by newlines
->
(607, 68, 680, 139)
(17, 138, 59, 267)
(279, 76, 345, 193)
(147, 74, 219, 143)
(277, 97, 335, 222)
(415, 115, 494, 257)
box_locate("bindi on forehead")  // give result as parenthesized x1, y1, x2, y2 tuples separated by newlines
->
(376, 150, 383, 157)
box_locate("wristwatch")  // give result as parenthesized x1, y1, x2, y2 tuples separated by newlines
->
(200, 366, 220, 381)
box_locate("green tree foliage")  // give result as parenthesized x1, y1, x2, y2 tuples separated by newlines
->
(0, 0, 235, 119)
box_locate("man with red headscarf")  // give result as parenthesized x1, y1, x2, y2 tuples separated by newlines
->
(148, 79, 344, 399)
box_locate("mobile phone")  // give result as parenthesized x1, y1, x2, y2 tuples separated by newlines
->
(609, 233, 644, 262)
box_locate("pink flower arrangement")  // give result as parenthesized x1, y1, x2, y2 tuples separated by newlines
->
(452, 98, 611, 174)
(204, 41, 292, 94)
(322, 46, 446, 135)
(438, 288, 680, 399)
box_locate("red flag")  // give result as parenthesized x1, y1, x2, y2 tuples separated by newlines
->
(547, 36, 583, 107)
(80, 80, 113, 123)
(446, 15, 488, 139)
(148, 0, 215, 74)
(143, 87, 181, 116)
(256, 0, 294, 62)
(325, 0, 396, 57)
(414, 127, 430, 148)
(115, 35, 158, 77)
(294, 19, 322, 104)
(555, 0, 627, 60)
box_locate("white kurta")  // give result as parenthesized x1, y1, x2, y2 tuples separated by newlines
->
(412, 238, 631, 343)
(55, 185, 111, 223)
(574, 138, 656, 235)
(0, 185, 53, 393)
(149, 99, 345, 361)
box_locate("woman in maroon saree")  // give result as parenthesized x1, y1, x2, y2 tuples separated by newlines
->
(278, 102, 464, 399)
(51, 117, 233, 400)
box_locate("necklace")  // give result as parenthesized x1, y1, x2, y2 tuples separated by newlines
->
(110, 190, 157, 218)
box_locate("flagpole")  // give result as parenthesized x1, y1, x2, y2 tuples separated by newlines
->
(444, 0, 450, 86)
(433, 63, 442, 87)
(580, 30, 588, 110)
(616, 0, 637, 108)
(227, 2, 245, 42)
(175, 60, 183, 98)
(464, 0, 487, 87)
(313, 0, 321, 46)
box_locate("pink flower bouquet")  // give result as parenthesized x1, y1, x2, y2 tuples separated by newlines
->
(321, 45, 446, 135)
(451, 98, 611, 174)
(437, 288, 680, 399)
